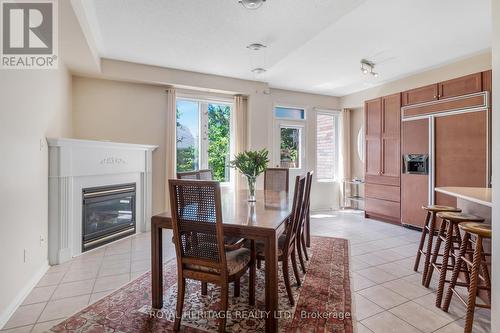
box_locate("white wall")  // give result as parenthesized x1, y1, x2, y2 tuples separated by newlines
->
(0, 64, 72, 326)
(490, 0, 499, 330)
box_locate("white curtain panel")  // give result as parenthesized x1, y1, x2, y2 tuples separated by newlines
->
(234, 95, 248, 190)
(165, 87, 177, 211)
(339, 108, 351, 204)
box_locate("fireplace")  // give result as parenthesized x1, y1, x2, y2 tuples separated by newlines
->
(82, 183, 136, 251)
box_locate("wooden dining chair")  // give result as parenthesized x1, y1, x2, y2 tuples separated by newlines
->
(264, 168, 289, 192)
(296, 171, 313, 273)
(168, 179, 256, 333)
(255, 175, 306, 306)
(198, 169, 213, 180)
(177, 170, 200, 180)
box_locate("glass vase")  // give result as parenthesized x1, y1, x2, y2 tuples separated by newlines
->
(247, 176, 256, 202)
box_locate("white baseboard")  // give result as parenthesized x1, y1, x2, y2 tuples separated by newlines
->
(0, 261, 50, 329)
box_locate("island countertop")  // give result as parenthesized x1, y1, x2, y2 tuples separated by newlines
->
(435, 187, 492, 208)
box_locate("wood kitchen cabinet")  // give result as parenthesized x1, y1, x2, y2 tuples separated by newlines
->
(402, 72, 487, 106)
(402, 84, 439, 106)
(364, 93, 401, 223)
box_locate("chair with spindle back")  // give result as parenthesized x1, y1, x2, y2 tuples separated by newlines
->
(264, 168, 289, 192)
(296, 171, 313, 273)
(169, 179, 255, 333)
(254, 175, 306, 306)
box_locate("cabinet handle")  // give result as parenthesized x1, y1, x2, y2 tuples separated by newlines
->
(433, 95, 437, 99)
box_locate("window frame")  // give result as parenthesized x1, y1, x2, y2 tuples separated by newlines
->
(315, 109, 341, 182)
(175, 96, 235, 186)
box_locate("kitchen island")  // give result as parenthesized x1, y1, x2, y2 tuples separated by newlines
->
(435, 187, 492, 224)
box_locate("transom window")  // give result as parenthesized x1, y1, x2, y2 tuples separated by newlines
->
(176, 98, 233, 182)
(274, 106, 306, 120)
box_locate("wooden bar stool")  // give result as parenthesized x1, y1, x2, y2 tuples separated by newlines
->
(442, 222, 491, 333)
(425, 212, 484, 308)
(414, 205, 461, 285)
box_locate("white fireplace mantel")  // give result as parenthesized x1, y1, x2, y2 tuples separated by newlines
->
(47, 138, 157, 264)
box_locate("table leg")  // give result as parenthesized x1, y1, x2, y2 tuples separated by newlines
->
(152, 223, 163, 309)
(265, 232, 279, 332)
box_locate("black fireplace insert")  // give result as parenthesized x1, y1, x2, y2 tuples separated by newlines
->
(82, 183, 136, 251)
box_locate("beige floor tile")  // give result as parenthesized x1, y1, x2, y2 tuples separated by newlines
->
(354, 253, 390, 266)
(361, 311, 420, 333)
(93, 273, 130, 293)
(352, 272, 377, 291)
(0, 325, 33, 333)
(389, 301, 453, 333)
(358, 285, 408, 309)
(354, 293, 384, 321)
(382, 278, 431, 300)
(22, 285, 56, 305)
(355, 322, 374, 333)
(38, 295, 90, 322)
(98, 261, 131, 277)
(413, 293, 465, 321)
(88, 291, 112, 305)
(31, 319, 65, 333)
(377, 261, 415, 278)
(61, 268, 99, 283)
(357, 267, 398, 284)
(36, 271, 65, 287)
(51, 279, 95, 300)
(131, 259, 150, 273)
(2, 303, 46, 329)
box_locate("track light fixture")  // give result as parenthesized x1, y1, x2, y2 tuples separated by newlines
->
(360, 59, 379, 77)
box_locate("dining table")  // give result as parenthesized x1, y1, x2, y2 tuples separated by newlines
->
(151, 189, 300, 332)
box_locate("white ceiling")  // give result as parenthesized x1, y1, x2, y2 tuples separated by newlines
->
(82, 0, 491, 96)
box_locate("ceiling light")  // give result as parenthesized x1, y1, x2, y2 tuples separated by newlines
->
(247, 43, 267, 51)
(239, 0, 266, 10)
(251, 68, 266, 74)
(360, 59, 378, 77)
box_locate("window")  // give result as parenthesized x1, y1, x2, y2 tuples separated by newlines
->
(176, 99, 232, 182)
(316, 112, 339, 180)
(274, 106, 305, 120)
(280, 126, 302, 169)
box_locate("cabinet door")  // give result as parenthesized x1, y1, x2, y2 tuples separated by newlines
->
(381, 94, 401, 178)
(438, 73, 482, 99)
(365, 98, 382, 176)
(402, 84, 438, 106)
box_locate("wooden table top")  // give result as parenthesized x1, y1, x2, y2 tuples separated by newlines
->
(152, 190, 293, 232)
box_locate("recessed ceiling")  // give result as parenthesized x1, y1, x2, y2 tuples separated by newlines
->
(82, 0, 491, 96)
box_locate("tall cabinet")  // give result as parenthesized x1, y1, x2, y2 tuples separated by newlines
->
(364, 93, 401, 223)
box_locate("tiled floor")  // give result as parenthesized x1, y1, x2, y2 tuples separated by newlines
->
(1, 211, 491, 332)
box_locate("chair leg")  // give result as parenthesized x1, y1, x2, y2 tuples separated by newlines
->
(291, 249, 301, 287)
(301, 230, 309, 261)
(282, 259, 295, 306)
(219, 285, 229, 333)
(436, 220, 454, 308)
(234, 278, 240, 297)
(415, 211, 431, 272)
(201, 282, 208, 296)
(257, 259, 261, 269)
(443, 233, 469, 312)
(174, 277, 186, 331)
(464, 237, 482, 333)
(421, 213, 436, 285)
(425, 219, 446, 288)
(296, 235, 307, 274)
(249, 240, 256, 306)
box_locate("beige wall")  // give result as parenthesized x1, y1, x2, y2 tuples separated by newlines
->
(72, 76, 341, 213)
(491, 0, 499, 329)
(0, 64, 72, 325)
(72, 77, 167, 214)
(341, 52, 492, 109)
(349, 107, 364, 180)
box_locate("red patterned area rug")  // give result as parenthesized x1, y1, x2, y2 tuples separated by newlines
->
(49, 236, 352, 333)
